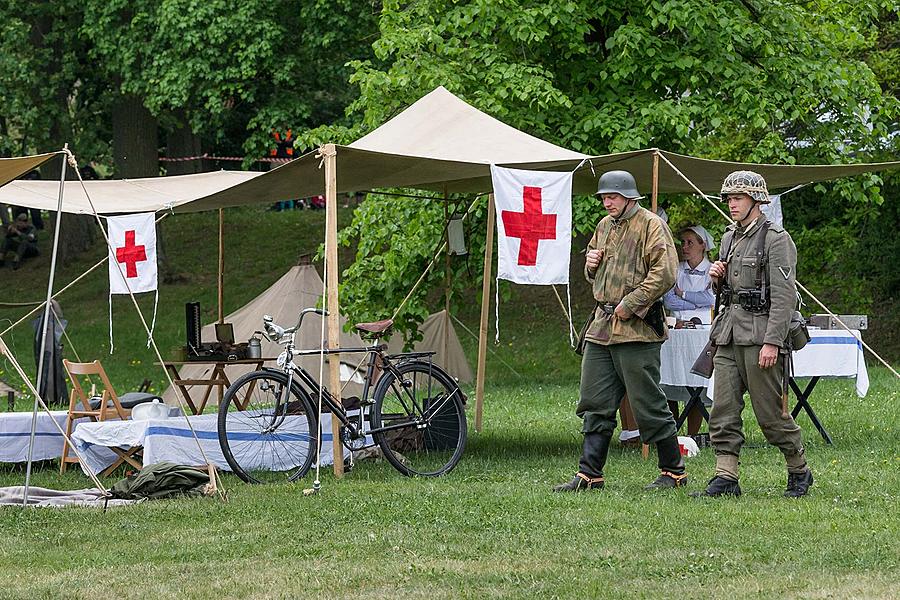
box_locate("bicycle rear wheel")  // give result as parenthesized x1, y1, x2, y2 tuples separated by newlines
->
(371, 360, 466, 477)
(218, 370, 318, 484)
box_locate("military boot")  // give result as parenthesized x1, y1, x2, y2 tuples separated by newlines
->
(553, 432, 611, 492)
(644, 435, 688, 490)
(690, 476, 741, 497)
(784, 468, 813, 498)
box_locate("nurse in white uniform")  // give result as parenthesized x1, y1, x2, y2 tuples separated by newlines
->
(663, 225, 715, 325)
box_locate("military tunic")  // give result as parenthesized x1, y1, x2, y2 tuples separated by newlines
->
(708, 215, 807, 474)
(577, 203, 679, 444)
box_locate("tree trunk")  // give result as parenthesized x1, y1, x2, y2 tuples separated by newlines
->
(111, 93, 173, 279)
(112, 94, 159, 178)
(164, 112, 205, 175)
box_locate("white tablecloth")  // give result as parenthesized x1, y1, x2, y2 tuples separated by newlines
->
(705, 329, 869, 398)
(0, 410, 73, 463)
(662, 328, 869, 399)
(70, 412, 352, 476)
(793, 329, 868, 396)
(660, 328, 712, 388)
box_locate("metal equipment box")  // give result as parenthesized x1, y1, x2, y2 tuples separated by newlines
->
(808, 314, 867, 330)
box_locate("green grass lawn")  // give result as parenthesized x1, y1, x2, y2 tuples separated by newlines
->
(0, 209, 898, 598)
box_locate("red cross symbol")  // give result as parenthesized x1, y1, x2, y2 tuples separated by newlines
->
(500, 186, 557, 266)
(115, 230, 147, 278)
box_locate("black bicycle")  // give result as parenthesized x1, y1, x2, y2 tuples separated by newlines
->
(216, 308, 467, 483)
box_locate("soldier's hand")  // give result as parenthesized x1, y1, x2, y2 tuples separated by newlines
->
(614, 301, 633, 320)
(758, 343, 779, 369)
(585, 249, 603, 271)
(709, 260, 726, 279)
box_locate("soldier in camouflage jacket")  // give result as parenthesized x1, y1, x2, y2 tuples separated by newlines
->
(554, 170, 686, 493)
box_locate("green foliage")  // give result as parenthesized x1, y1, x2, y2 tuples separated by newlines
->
(80, 0, 378, 162)
(336, 192, 489, 340)
(0, 2, 109, 157)
(0, 1, 377, 166)
(306, 0, 899, 335)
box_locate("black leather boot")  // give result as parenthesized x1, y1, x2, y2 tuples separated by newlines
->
(784, 469, 813, 498)
(553, 432, 611, 492)
(690, 476, 742, 497)
(644, 435, 688, 490)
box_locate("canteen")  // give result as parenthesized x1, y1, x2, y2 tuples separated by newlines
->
(247, 336, 262, 359)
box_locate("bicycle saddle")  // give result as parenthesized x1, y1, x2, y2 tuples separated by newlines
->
(354, 318, 394, 338)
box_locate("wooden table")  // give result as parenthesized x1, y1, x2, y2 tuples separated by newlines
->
(159, 358, 271, 415)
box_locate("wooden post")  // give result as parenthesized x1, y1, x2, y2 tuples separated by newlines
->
(217, 208, 225, 324)
(443, 187, 450, 361)
(323, 144, 344, 477)
(474, 194, 495, 433)
(651, 150, 660, 214)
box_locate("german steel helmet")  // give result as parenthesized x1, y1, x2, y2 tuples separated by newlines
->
(720, 170, 770, 204)
(596, 170, 643, 199)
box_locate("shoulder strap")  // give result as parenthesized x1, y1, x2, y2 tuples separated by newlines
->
(754, 221, 771, 290)
(719, 230, 735, 264)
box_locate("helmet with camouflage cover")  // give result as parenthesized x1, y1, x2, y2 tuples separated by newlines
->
(720, 170, 770, 204)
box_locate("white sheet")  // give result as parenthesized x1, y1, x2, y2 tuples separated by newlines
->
(69, 411, 358, 477)
(0, 410, 74, 463)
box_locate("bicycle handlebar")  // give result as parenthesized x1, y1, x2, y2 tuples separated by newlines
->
(261, 308, 329, 343)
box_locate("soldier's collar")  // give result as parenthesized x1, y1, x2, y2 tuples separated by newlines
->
(613, 201, 640, 223)
(735, 214, 766, 236)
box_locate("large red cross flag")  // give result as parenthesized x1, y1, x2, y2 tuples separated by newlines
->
(107, 213, 157, 294)
(491, 165, 573, 285)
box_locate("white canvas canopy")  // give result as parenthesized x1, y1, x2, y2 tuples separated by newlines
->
(2, 86, 898, 449)
(161, 264, 368, 406)
(386, 309, 474, 385)
(2, 87, 898, 214)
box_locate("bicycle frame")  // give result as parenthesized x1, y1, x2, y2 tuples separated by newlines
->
(260, 309, 461, 446)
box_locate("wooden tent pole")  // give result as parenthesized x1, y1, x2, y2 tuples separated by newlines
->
(474, 194, 495, 432)
(323, 143, 343, 477)
(443, 186, 450, 360)
(218, 208, 224, 323)
(651, 150, 659, 214)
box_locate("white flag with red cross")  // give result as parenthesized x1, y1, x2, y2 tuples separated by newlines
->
(491, 165, 573, 285)
(107, 213, 157, 294)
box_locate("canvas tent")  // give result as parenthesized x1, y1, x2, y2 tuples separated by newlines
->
(3, 86, 899, 444)
(3, 87, 898, 213)
(386, 309, 474, 385)
(161, 263, 369, 406)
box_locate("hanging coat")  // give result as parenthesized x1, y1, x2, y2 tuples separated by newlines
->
(32, 301, 68, 406)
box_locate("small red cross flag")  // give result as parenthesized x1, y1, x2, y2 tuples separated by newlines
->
(107, 213, 157, 294)
(491, 165, 573, 285)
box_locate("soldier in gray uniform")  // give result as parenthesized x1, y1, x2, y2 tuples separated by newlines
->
(695, 171, 813, 498)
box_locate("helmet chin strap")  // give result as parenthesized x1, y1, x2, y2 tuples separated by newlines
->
(617, 197, 636, 218)
(737, 201, 760, 226)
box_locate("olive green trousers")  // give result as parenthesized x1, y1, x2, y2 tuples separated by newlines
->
(709, 343, 807, 474)
(576, 340, 676, 445)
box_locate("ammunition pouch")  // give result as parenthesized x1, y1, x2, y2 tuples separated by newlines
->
(735, 288, 769, 313)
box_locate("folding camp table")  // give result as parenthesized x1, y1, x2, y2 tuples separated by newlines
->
(158, 358, 270, 415)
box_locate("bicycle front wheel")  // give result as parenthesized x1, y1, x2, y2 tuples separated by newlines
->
(371, 361, 467, 477)
(218, 370, 318, 484)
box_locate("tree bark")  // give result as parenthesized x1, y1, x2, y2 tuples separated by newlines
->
(164, 111, 204, 175)
(111, 93, 173, 279)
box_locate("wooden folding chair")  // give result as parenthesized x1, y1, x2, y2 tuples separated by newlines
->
(60, 359, 143, 475)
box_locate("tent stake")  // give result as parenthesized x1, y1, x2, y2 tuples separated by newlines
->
(323, 143, 344, 476)
(474, 194, 495, 432)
